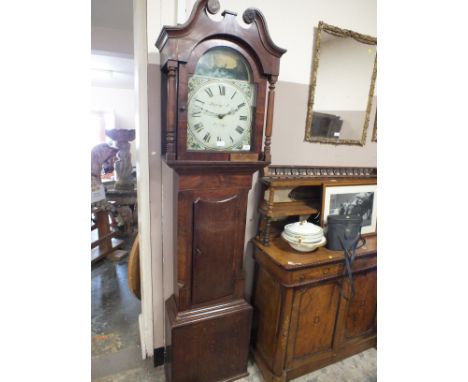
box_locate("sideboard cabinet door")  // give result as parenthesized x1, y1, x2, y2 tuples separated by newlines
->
(287, 281, 341, 363)
(334, 269, 377, 346)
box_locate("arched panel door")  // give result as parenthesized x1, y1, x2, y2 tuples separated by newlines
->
(191, 193, 242, 305)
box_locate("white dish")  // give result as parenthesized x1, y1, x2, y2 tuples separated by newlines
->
(284, 229, 323, 238)
(284, 221, 323, 236)
(283, 235, 327, 253)
(281, 231, 323, 244)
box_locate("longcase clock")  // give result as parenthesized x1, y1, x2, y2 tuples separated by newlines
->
(156, 1, 285, 381)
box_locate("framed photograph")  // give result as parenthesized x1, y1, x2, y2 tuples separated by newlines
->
(322, 183, 377, 235)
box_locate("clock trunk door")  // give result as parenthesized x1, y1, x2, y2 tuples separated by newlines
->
(191, 193, 242, 305)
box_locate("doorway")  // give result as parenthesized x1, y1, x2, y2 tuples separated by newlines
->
(91, 0, 158, 379)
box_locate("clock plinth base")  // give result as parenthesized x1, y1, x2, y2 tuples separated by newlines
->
(164, 295, 252, 382)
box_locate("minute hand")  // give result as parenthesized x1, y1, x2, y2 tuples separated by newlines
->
(219, 105, 245, 119)
(201, 108, 222, 117)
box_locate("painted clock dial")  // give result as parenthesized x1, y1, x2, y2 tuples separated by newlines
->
(186, 47, 256, 151)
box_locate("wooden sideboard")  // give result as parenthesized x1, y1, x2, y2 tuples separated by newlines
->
(251, 236, 377, 382)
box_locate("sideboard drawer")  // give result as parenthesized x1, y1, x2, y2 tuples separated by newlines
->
(292, 263, 344, 284)
(291, 255, 377, 285)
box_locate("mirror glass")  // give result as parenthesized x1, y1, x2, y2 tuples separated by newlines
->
(305, 22, 377, 146)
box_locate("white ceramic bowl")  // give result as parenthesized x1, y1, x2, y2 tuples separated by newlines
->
(281, 231, 323, 244)
(284, 221, 323, 236)
(281, 232, 327, 252)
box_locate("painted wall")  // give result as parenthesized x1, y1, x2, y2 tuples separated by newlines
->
(145, 0, 376, 350)
(92, 25, 134, 56)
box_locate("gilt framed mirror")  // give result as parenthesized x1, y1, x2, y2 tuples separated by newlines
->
(304, 21, 377, 146)
(371, 110, 377, 142)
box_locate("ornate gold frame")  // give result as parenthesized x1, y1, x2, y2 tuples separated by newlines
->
(304, 21, 377, 146)
(371, 110, 377, 142)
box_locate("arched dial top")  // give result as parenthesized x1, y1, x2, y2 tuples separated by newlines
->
(194, 46, 251, 81)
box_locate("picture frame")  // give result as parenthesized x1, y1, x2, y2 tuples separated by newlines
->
(321, 183, 377, 235)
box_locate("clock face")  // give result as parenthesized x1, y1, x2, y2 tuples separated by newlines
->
(187, 77, 254, 151)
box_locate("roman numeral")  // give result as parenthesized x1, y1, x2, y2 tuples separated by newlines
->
(203, 132, 211, 142)
(235, 126, 244, 134)
(194, 123, 204, 133)
(237, 102, 246, 109)
(204, 88, 214, 97)
(231, 90, 237, 99)
(218, 85, 226, 96)
(192, 111, 201, 117)
(229, 136, 234, 143)
(195, 98, 205, 104)
(217, 136, 222, 142)
(239, 115, 247, 120)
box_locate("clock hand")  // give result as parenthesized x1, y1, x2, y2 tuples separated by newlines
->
(200, 107, 221, 117)
(201, 107, 232, 119)
(218, 105, 243, 119)
(198, 105, 243, 119)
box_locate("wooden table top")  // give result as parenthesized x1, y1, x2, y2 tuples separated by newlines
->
(253, 235, 377, 270)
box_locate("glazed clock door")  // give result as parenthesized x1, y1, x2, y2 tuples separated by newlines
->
(191, 191, 245, 306)
(176, 39, 268, 161)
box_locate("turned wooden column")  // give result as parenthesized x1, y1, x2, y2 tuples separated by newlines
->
(165, 60, 178, 161)
(263, 75, 278, 163)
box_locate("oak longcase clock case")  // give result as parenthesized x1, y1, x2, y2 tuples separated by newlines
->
(156, 1, 285, 381)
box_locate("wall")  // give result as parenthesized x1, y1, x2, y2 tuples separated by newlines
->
(145, 0, 376, 350)
(92, 25, 134, 56)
